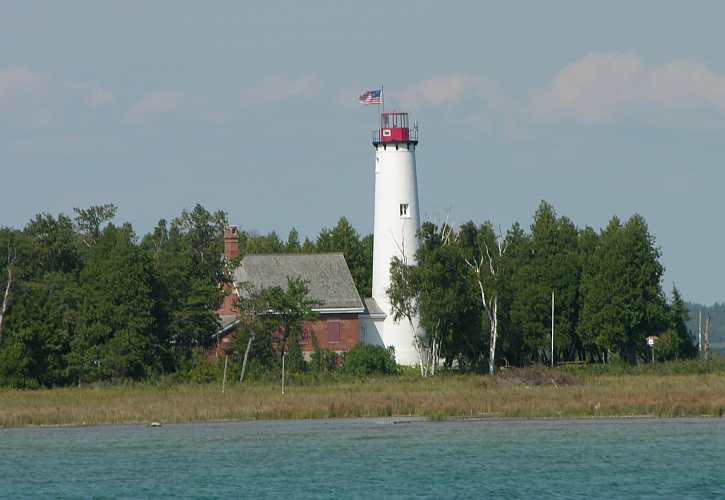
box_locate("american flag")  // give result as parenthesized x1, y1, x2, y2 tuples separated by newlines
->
(359, 89, 382, 105)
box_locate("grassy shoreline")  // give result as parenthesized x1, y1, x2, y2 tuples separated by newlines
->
(2, 367, 725, 428)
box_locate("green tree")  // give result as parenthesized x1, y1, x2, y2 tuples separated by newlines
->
(493, 222, 530, 366)
(509, 202, 582, 364)
(0, 228, 28, 341)
(388, 255, 425, 374)
(301, 237, 316, 253)
(73, 204, 117, 247)
(232, 320, 276, 380)
(666, 286, 697, 359)
(232, 282, 276, 381)
(316, 217, 372, 298)
(25, 213, 82, 277)
(0, 273, 79, 387)
(141, 205, 228, 369)
(286, 228, 301, 252)
(241, 230, 285, 254)
(388, 222, 481, 373)
(0, 216, 82, 387)
(578, 215, 667, 363)
(286, 330, 307, 374)
(71, 224, 159, 382)
(459, 221, 511, 374)
(262, 277, 320, 357)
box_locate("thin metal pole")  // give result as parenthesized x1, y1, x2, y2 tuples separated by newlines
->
(376, 84, 383, 140)
(281, 352, 285, 396)
(551, 291, 555, 367)
(705, 317, 708, 361)
(699, 310, 702, 356)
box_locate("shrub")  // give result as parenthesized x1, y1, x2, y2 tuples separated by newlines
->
(653, 329, 680, 361)
(342, 344, 398, 376)
(231, 322, 276, 372)
(286, 332, 307, 374)
(188, 349, 224, 383)
(310, 331, 338, 374)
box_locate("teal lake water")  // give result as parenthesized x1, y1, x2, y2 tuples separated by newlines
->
(1, 418, 724, 498)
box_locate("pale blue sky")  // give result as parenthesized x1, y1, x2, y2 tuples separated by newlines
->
(1, 1, 724, 303)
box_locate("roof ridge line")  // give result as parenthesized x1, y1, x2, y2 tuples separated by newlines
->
(243, 252, 345, 257)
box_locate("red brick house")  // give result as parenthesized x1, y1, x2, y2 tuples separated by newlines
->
(213, 227, 366, 358)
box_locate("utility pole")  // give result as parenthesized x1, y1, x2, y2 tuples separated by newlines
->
(699, 310, 702, 357)
(551, 291, 555, 368)
(704, 316, 712, 362)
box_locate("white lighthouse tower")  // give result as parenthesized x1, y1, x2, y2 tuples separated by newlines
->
(369, 111, 422, 366)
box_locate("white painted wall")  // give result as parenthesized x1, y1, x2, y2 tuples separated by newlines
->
(371, 141, 422, 366)
(359, 315, 385, 347)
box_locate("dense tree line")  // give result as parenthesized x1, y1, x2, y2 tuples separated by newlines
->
(0, 207, 373, 387)
(389, 201, 697, 373)
(0, 201, 698, 387)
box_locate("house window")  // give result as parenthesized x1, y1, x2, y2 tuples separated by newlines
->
(327, 321, 341, 344)
(400, 203, 409, 218)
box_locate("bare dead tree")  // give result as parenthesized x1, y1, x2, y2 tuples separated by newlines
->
(463, 229, 508, 375)
(0, 246, 17, 339)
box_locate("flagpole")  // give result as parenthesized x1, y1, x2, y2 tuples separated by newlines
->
(377, 85, 381, 129)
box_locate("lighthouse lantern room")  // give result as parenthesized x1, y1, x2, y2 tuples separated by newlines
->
(373, 112, 418, 144)
(365, 110, 423, 366)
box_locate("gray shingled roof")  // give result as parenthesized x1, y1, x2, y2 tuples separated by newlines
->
(363, 297, 386, 317)
(233, 253, 364, 312)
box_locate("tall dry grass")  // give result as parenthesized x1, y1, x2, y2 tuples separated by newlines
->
(1, 370, 724, 428)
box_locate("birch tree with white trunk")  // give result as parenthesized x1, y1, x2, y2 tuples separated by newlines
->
(387, 255, 429, 376)
(387, 223, 457, 377)
(461, 223, 508, 375)
(0, 246, 17, 339)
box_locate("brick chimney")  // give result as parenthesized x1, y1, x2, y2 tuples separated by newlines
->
(223, 226, 240, 259)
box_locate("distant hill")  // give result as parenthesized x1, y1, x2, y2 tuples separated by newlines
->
(686, 302, 725, 352)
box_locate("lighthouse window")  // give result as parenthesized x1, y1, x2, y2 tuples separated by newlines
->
(400, 203, 409, 218)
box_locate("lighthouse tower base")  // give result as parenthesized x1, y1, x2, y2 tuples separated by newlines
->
(359, 303, 420, 366)
(381, 315, 420, 366)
